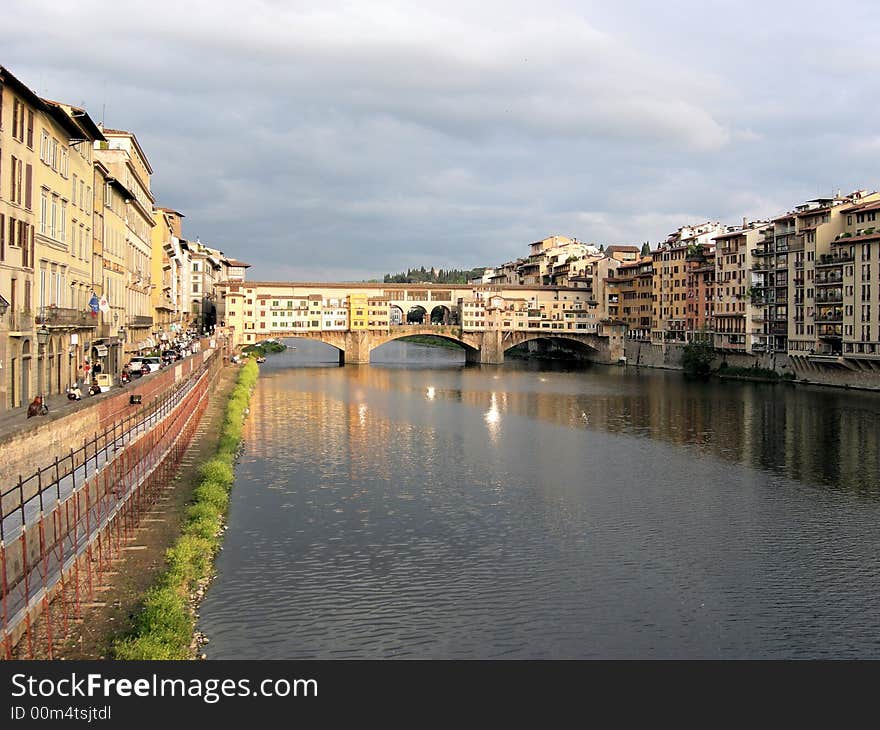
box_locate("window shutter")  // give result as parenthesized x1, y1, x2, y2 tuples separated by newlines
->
(9, 156, 15, 199)
(24, 163, 32, 209)
(11, 99, 18, 140)
(0, 213, 4, 262)
(26, 109, 34, 148)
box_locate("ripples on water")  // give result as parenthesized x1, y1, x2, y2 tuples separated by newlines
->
(198, 340, 880, 658)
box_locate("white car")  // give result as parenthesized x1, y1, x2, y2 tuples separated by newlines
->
(128, 356, 162, 373)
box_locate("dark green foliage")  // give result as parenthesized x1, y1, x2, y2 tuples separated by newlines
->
(383, 267, 486, 284)
(242, 341, 286, 356)
(682, 340, 715, 378)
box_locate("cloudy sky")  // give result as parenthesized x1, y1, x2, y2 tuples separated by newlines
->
(6, 0, 879, 280)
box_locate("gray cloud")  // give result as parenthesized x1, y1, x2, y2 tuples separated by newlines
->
(5, 0, 878, 279)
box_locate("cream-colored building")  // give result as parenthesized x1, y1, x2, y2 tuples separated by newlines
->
(780, 192, 880, 358)
(93, 160, 129, 374)
(712, 221, 770, 353)
(814, 193, 880, 363)
(94, 127, 155, 355)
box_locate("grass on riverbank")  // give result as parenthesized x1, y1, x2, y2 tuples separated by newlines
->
(112, 359, 259, 660)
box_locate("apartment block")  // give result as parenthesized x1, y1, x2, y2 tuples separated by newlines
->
(713, 221, 770, 352)
(606, 257, 653, 340)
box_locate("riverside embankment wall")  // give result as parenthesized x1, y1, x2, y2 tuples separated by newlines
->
(623, 340, 880, 391)
(0, 339, 221, 488)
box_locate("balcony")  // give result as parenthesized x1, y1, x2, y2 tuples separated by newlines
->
(817, 253, 853, 267)
(816, 291, 842, 304)
(770, 323, 788, 335)
(816, 272, 843, 286)
(818, 325, 843, 339)
(36, 307, 98, 328)
(815, 309, 843, 323)
(127, 315, 154, 328)
(3, 308, 34, 333)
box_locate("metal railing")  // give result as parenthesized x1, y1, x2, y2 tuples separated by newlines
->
(0, 357, 215, 541)
(36, 307, 98, 328)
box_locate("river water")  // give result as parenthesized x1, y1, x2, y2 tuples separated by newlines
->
(198, 340, 880, 658)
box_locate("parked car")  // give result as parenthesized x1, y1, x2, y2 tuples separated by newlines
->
(128, 356, 163, 374)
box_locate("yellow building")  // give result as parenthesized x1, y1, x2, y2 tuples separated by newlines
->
(348, 293, 368, 330)
(32, 97, 104, 396)
(0, 66, 39, 409)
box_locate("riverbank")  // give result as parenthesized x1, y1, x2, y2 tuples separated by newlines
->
(16, 365, 246, 659)
(111, 359, 258, 659)
(624, 339, 880, 392)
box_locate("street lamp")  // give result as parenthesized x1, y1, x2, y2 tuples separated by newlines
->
(36, 324, 50, 398)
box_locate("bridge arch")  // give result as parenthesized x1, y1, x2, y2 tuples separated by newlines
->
(406, 306, 427, 324)
(276, 335, 347, 365)
(503, 334, 601, 360)
(368, 327, 479, 361)
(389, 305, 404, 326)
(430, 305, 451, 325)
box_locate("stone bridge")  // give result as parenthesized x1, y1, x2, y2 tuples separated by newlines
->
(266, 324, 625, 365)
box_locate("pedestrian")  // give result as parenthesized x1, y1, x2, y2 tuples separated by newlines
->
(27, 395, 45, 418)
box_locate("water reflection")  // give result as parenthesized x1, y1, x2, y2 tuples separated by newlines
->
(199, 340, 880, 659)
(258, 342, 880, 493)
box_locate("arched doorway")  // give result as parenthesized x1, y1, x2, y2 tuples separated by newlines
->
(21, 339, 31, 405)
(430, 305, 450, 324)
(389, 305, 404, 326)
(407, 306, 427, 324)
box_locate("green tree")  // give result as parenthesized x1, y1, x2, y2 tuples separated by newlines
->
(682, 340, 715, 378)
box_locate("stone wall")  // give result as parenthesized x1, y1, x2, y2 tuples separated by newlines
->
(622, 339, 880, 391)
(0, 341, 219, 489)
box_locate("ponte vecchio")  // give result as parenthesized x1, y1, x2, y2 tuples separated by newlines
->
(218, 282, 626, 364)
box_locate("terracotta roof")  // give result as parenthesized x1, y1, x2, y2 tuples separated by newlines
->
(795, 207, 832, 218)
(839, 199, 880, 214)
(225, 259, 251, 268)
